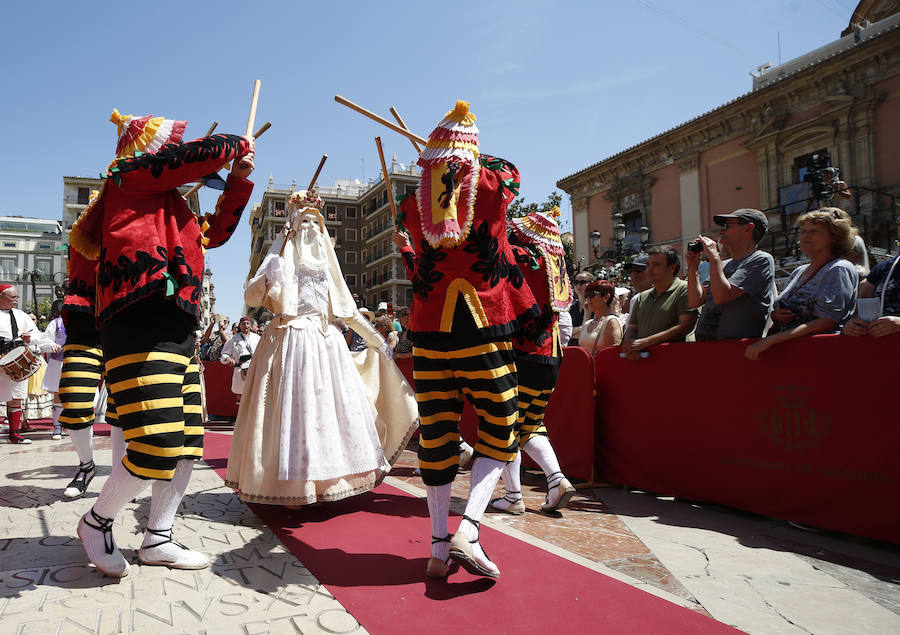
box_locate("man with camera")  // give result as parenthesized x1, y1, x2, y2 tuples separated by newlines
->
(622, 247, 698, 360)
(686, 209, 775, 341)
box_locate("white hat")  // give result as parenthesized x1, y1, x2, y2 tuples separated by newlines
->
(359, 307, 375, 320)
(377, 301, 389, 312)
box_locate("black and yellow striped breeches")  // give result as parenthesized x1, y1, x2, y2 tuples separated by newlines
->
(413, 339, 519, 486)
(515, 358, 560, 447)
(58, 344, 118, 431)
(101, 295, 200, 481)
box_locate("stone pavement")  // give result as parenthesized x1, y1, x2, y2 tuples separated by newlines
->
(2, 429, 899, 634)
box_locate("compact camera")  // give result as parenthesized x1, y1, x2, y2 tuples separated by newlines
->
(687, 240, 703, 253)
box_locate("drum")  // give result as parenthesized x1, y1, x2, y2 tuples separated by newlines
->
(0, 346, 43, 382)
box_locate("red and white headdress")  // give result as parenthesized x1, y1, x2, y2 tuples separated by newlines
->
(416, 100, 482, 248)
(110, 108, 187, 158)
(510, 206, 565, 256)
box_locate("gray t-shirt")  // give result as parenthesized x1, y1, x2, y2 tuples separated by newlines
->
(695, 250, 775, 341)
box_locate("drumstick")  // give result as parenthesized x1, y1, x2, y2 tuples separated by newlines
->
(374, 137, 399, 223)
(205, 121, 218, 137)
(335, 95, 427, 146)
(389, 107, 422, 153)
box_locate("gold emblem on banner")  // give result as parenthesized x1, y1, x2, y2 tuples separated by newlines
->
(758, 385, 830, 451)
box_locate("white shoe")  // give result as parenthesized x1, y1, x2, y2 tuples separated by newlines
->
(459, 444, 475, 470)
(64, 461, 97, 499)
(139, 528, 209, 569)
(489, 493, 525, 515)
(449, 517, 499, 578)
(78, 510, 130, 577)
(51, 433, 62, 440)
(541, 475, 575, 513)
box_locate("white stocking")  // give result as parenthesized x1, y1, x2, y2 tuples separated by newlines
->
(51, 404, 63, 434)
(499, 452, 522, 499)
(522, 435, 562, 484)
(110, 426, 125, 467)
(145, 459, 193, 536)
(425, 483, 452, 561)
(459, 457, 503, 541)
(69, 427, 94, 465)
(92, 460, 150, 519)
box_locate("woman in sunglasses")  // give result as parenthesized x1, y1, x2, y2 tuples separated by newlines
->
(578, 280, 623, 355)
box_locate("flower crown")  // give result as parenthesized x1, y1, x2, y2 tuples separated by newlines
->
(287, 188, 324, 211)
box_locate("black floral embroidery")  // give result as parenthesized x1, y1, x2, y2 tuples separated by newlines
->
(514, 305, 553, 348)
(412, 239, 446, 298)
(464, 221, 524, 288)
(110, 134, 246, 180)
(512, 244, 541, 271)
(171, 246, 201, 302)
(98, 246, 168, 293)
(67, 277, 95, 301)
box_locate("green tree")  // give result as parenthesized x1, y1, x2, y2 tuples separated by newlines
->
(506, 191, 563, 219)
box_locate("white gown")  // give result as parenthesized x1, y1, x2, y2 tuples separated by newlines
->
(225, 263, 411, 505)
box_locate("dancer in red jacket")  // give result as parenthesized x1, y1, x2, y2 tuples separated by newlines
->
(393, 101, 537, 579)
(70, 109, 255, 577)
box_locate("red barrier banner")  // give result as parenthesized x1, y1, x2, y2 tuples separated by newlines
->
(397, 348, 596, 481)
(203, 361, 238, 419)
(593, 334, 900, 544)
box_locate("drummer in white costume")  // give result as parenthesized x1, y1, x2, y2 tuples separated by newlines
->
(0, 284, 38, 444)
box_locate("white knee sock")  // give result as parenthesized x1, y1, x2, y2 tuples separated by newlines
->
(51, 404, 63, 434)
(144, 459, 193, 536)
(499, 452, 522, 499)
(69, 427, 94, 465)
(426, 483, 452, 561)
(110, 426, 125, 467)
(459, 457, 503, 541)
(522, 436, 562, 484)
(92, 460, 150, 519)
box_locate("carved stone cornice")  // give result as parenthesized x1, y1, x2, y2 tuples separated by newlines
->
(556, 27, 898, 197)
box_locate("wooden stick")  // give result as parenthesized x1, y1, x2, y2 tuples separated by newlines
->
(252, 121, 271, 138)
(389, 107, 422, 153)
(204, 121, 218, 137)
(183, 121, 271, 200)
(307, 154, 328, 192)
(246, 79, 261, 136)
(374, 137, 398, 223)
(335, 95, 427, 146)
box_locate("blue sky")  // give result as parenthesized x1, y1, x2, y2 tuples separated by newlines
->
(1, 1, 852, 322)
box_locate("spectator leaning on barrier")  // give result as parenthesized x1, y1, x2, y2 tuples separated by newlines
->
(623, 254, 650, 330)
(578, 280, 623, 355)
(687, 209, 775, 341)
(622, 247, 698, 360)
(568, 270, 595, 344)
(844, 219, 900, 338)
(745, 207, 858, 360)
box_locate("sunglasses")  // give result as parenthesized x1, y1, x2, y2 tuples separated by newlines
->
(574, 280, 590, 285)
(586, 290, 609, 298)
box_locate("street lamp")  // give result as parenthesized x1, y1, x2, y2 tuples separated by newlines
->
(612, 213, 626, 255)
(639, 225, 650, 250)
(590, 230, 603, 259)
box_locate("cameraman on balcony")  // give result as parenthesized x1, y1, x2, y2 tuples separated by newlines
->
(686, 209, 775, 342)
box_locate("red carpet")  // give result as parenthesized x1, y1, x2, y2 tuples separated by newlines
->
(203, 432, 739, 634)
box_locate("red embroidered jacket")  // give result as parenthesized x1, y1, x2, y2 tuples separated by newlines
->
(510, 245, 563, 364)
(398, 156, 538, 342)
(69, 135, 253, 325)
(63, 247, 96, 319)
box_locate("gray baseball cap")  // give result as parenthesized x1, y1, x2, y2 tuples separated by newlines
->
(713, 208, 768, 238)
(624, 254, 648, 271)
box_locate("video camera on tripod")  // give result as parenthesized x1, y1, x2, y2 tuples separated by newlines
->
(803, 152, 847, 208)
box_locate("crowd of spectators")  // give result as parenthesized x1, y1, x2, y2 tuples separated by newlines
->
(567, 206, 900, 359)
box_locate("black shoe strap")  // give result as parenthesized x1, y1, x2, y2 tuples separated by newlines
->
(84, 508, 115, 555)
